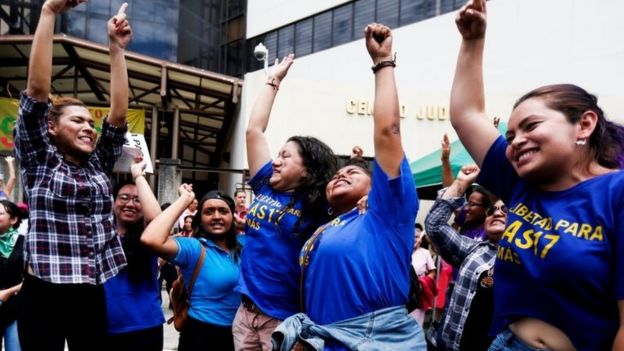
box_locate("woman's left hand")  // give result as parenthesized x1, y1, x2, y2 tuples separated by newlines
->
(130, 156, 146, 180)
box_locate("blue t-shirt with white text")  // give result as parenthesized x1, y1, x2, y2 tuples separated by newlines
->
(477, 136, 623, 351)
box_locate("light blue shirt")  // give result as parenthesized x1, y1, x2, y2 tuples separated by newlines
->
(173, 236, 242, 326)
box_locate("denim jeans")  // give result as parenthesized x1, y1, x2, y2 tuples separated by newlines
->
(272, 305, 426, 351)
(2, 320, 21, 351)
(488, 328, 550, 351)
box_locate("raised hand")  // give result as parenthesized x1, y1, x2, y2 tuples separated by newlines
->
(43, 0, 87, 14)
(108, 3, 132, 49)
(178, 183, 195, 203)
(268, 53, 295, 84)
(130, 156, 146, 180)
(455, 0, 487, 40)
(364, 23, 393, 63)
(456, 164, 480, 186)
(4, 156, 14, 164)
(441, 133, 451, 161)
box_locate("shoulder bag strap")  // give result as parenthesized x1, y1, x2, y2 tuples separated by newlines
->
(187, 244, 206, 299)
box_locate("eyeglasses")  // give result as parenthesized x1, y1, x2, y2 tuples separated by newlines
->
(117, 194, 141, 205)
(486, 204, 508, 217)
(467, 201, 485, 208)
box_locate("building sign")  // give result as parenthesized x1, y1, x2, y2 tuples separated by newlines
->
(345, 98, 448, 121)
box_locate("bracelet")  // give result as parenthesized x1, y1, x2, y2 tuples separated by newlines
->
(266, 77, 279, 91)
(371, 53, 397, 74)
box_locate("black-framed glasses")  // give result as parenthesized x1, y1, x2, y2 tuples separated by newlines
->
(486, 204, 508, 217)
(117, 194, 141, 205)
(467, 201, 485, 208)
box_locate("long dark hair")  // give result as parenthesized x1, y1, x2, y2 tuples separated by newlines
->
(281, 136, 337, 237)
(192, 191, 241, 263)
(113, 180, 151, 280)
(514, 84, 624, 169)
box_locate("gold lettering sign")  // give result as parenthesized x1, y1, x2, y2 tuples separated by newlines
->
(345, 98, 447, 121)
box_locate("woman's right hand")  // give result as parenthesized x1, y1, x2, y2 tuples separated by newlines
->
(268, 53, 295, 85)
(455, 0, 487, 41)
(178, 183, 195, 204)
(43, 0, 86, 13)
(456, 164, 480, 187)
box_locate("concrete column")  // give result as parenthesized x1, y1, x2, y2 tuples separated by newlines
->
(157, 158, 181, 206)
(171, 107, 180, 160)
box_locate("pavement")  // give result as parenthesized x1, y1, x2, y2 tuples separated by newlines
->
(162, 290, 180, 351)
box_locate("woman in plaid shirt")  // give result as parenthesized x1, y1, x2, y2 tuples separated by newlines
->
(425, 165, 506, 351)
(14, 1, 132, 350)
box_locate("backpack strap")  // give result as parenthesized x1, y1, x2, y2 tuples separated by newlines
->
(187, 244, 206, 300)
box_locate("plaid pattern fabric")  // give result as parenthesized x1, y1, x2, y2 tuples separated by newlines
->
(425, 195, 497, 351)
(14, 93, 127, 285)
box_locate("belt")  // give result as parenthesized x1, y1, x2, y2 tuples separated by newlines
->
(241, 294, 262, 314)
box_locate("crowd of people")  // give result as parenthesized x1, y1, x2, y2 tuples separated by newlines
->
(0, 0, 621, 350)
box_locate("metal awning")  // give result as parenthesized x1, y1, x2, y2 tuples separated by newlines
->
(0, 34, 243, 171)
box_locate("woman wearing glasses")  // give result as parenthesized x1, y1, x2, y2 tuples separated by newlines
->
(103, 159, 164, 350)
(425, 165, 506, 351)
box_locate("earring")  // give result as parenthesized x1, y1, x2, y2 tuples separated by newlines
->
(576, 139, 587, 146)
(327, 207, 334, 216)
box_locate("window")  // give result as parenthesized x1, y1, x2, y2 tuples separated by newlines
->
(277, 25, 294, 58)
(354, 0, 375, 34)
(313, 12, 332, 52)
(332, 3, 353, 46)
(376, 0, 399, 28)
(263, 31, 278, 63)
(400, 0, 426, 26)
(295, 18, 313, 56)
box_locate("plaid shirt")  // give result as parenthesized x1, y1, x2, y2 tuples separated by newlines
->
(425, 194, 497, 351)
(14, 93, 127, 285)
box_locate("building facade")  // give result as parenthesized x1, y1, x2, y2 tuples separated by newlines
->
(221, 0, 624, 220)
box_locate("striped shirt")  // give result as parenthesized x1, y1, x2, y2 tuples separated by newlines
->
(425, 195, 497, 351)
(14, 93, 127, 285)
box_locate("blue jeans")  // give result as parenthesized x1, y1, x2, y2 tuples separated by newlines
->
(273, 305, 426, 351)
(2, 320, 22, 351)
(488, 328, 550, 351)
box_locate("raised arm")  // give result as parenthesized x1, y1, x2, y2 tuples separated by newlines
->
(130, 157, 160, 223)
(141, 184, 195, 260)
(450, 0, 499, 166)
(365, 24, 403, 177)
(246, 54, 294, 176)
(26, 0, 87, 101)
(107, 3, 132, 127)
(441, 134, 454, 187)
(4, 156, 16, 197)
(426, 165, 481, 266)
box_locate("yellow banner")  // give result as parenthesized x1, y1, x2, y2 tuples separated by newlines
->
(0, 97, 145, 151)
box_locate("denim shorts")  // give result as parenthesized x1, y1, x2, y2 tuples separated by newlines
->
(488, 328, 551, 351)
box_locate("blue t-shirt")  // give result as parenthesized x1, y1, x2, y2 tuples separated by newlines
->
(304, 157, 417, 329)
(237, 161, 320, 320)
(478, 136, 623, 351)
(173, 237, 242, 326)
(104, 254, 164, 334)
